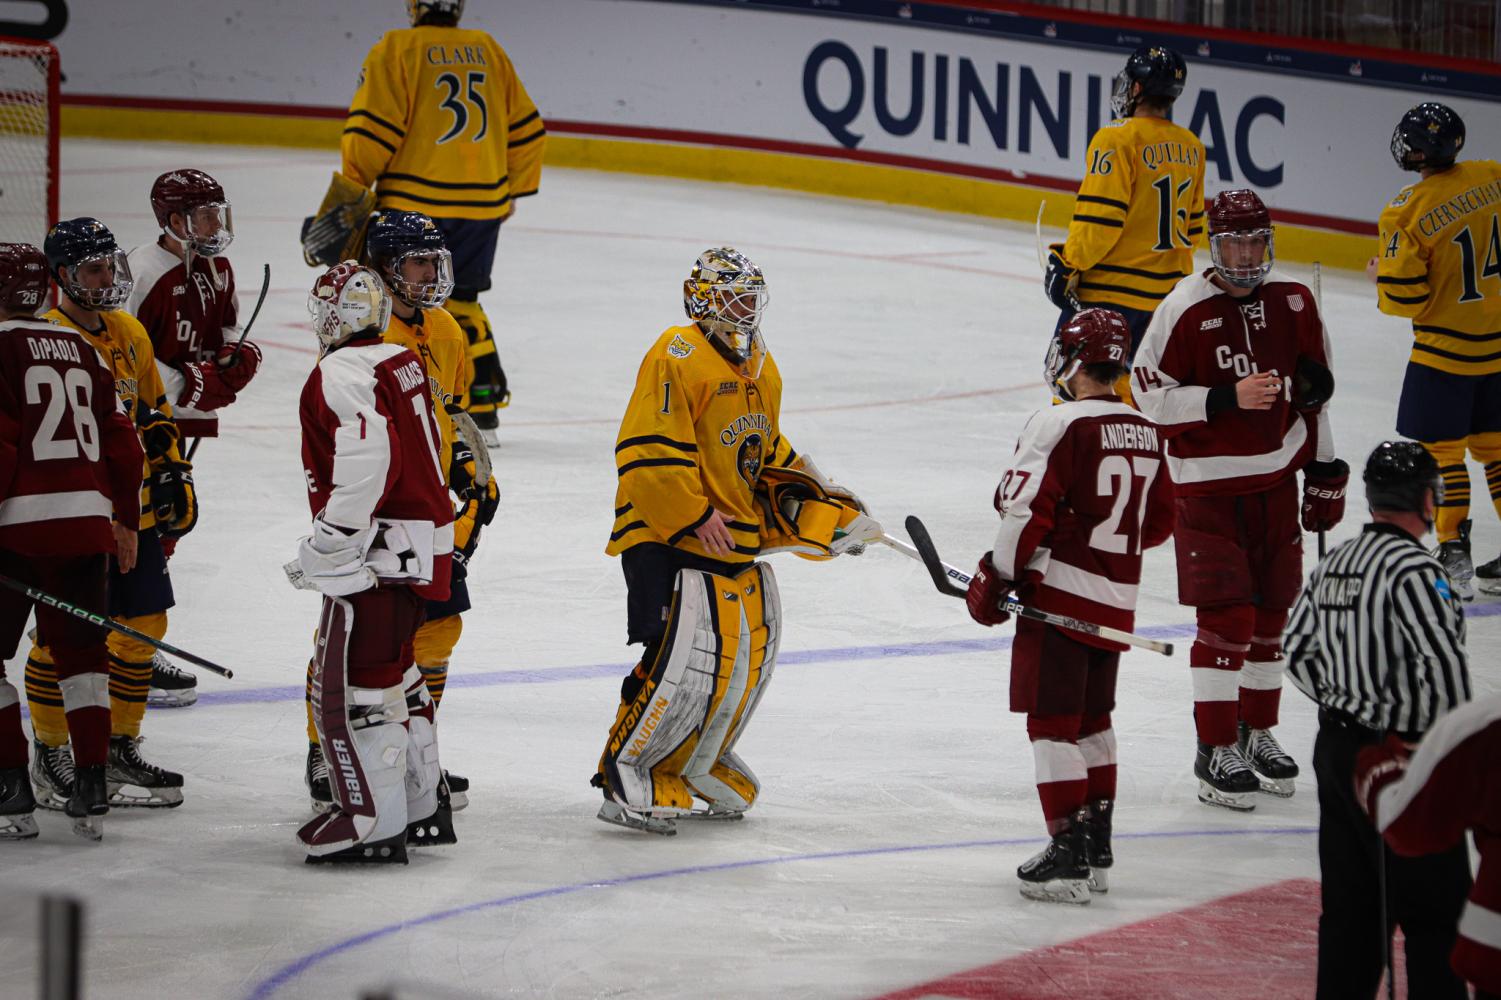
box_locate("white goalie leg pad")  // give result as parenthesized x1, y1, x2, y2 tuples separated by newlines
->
(402, 666, 440, 821)
(606, 569, 722, 814)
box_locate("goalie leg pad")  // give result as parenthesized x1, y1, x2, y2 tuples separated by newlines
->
(401, 667, 455, 847)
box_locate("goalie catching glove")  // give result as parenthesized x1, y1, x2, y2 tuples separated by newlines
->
(754, 464, 879, 560)
(301, 171, 377, 268)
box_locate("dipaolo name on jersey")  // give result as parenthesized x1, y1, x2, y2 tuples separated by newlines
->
(25, 335, 81, 363)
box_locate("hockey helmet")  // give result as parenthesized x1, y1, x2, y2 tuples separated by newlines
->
(1044, 307, 1131, 400)
(363, 210, 454, 309)
(1110, 46, 1187, 119)
(406, 0, 463, 25)
(683, 247, 769, 380)
(0, 243, 49, 315)
(1364, 441, 1442, 514)
(308, 261, 392, 351)
(1208, 189, 1274, 289)
(151, 169, 233, 255)
(1391, 103, 1465, 173)
(44, 218, 133, 312)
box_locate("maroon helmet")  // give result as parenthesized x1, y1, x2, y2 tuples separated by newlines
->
(1045, 307, 1131, 399)
(1208, 189, 1273, 288)
(150, 169, 234, 255)
(0, 243, 49, 315)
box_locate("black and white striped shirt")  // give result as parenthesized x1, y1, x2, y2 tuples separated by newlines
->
(1285, 522, 1470, 735)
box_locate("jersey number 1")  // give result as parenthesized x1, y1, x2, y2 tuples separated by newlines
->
(435, 71, 489, 144)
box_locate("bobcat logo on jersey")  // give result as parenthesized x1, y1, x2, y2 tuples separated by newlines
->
(737, 431, 764, 488)
(667, 334, 695, 359)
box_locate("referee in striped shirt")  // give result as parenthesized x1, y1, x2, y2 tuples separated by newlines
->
(1286, 441, 1472, 1000)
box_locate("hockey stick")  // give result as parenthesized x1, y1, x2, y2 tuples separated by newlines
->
(1311, 261, 1328, 562)
(185, 263, 270, 462)
(449, 409, 493, 487)
(889, 516, 1174, 656)
(1034, 199, 1048, 271)
(0, 571, 233, 678)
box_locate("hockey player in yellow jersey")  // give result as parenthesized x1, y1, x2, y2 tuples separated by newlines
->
(301, 211, 497, 826)
(26, 219, 192, 812)
(593, 248, 879, 835)
(1044, 46, 1205, 370)
(308, 0, 546, 446)
(1376, 102, 1501, 599)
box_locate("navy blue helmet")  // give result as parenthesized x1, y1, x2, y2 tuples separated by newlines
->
(1391, 103, 1464, 172)
(43, 217, 133, 311)
(362, 210, 454, 308)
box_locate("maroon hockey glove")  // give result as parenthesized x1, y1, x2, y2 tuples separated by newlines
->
(178, 360, 237, 412)
(1301, 459, 1349, 532)
(1354, 733, 1416, 824)
(965, 553, 1013, 627)
(215, 341, 262, 393)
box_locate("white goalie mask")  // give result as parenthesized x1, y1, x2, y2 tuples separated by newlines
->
(308, 262, 392, 352)
(683, 247, 769, 380)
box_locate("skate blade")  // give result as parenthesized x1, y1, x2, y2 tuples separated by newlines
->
(1477, 578, 1501, 597)
(596, 801, 676, 836)
(70, 815, 103, 841)
(33, 789, 68, 812)
(1255, 775, 1296, 798)
(1197, 780, 1257, 812)
(446, 789, 468, 812)
(1020, 877, 1091, 905)
(1088, 868, 1110, 893)
(0, 813, 39, 840)
(305, 836, 408, 865)
(106, 782, 184, 809)
(680, 808, 745, 822)
(146, 689, 198, 709)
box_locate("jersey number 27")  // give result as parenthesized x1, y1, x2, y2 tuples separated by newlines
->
(1089, 454, 1160, 555)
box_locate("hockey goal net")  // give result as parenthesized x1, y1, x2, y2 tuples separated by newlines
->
(0, 37, 57, 247)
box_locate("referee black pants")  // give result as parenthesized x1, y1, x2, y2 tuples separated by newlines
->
(1314, 715, 1471, 999)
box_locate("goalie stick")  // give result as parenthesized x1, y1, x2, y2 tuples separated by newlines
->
(186, 262, 270, 462)
(888, 516, 1175, 657)
(1312, 260, 1327, 561)
(0, 572, 233, 678)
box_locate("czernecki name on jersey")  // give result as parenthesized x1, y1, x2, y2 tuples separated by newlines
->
(1099, 421, 1159, 453)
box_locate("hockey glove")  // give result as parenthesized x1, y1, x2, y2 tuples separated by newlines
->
(137, 407, 181, 462)
(965, 553, 1013, 627)
(1301, 458, 1350, 533)
(1043, 243, 1079, 311)
(451, 498, 490, 582)
(177, 360, 238, 412)
(215, 340, 262, 393)
(293, 517, 376, 596)
(150, 460, 198, 539)
(449, 439, 478, 498)
(1354, 733, 1417, 824)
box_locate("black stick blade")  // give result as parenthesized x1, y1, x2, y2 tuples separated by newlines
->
(904, 515, 969, 598)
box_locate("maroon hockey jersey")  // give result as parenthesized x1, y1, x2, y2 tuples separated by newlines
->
(299, 336, 454, 602)
(126, 241, 239, 438)
(1365, 695, 1501, 994)
(988, 396, 1176, 651)
(1132, 269, 1334, 497)
(0, 318, 144, 556)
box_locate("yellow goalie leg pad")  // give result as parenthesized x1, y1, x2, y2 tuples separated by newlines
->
(1423, 439, 1471, 543)
(108, 612, 166, 740)
(24, 647, 68, 748)
(445, 297, 508, 416)
(305, 656, 319, 745)
(413, 614, 462, 710)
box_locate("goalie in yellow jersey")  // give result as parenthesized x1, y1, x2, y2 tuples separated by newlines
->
(591, 248, 879, 835)
(1376, 103, 1501, 600)
(305, 0, 546, 447)
(1043, 46, 1205, 372)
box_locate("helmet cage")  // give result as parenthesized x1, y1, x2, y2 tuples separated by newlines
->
(59, 249, 134, 312)
(382, 246, 455, 308)
(1109, 71, 1134, 120)
(683, 253, 770, 379)
(1210, 228, 1274, 289)
(168, 201, 234, 256)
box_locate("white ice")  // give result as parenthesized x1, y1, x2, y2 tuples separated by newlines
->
(2, 139, 1498, 1000)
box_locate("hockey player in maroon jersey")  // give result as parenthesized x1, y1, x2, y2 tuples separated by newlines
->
(0, 243, 145, 841)
(1133, 189, 1348, 810)
(965, 308, 1175, 903)
(292, 262, 455, 864)
(127, 169, 262, 708)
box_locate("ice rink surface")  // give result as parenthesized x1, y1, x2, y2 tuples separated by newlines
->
(3, 139, 1498, 999)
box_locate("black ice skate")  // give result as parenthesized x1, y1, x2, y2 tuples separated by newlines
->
(1476, 550, 1501, 597)
(1434, 518, 1475, 602)
(65, 764, 108, 841)
(441, 769, 468, 812)
(106, 735, 184, 808)
(146, 653, 198, 708)
(1195, 741, 1259, 811)
(1083, 799, 1113, 893)
(0, 765, 38, 840)
(406, 782, 458, 847)
(1239, 722, 1298, 797)
(1017, 809, 1091, 905)
(304, 834, 408, 865)
(305, 742, 332, 813)
(29, 739, 73, 811)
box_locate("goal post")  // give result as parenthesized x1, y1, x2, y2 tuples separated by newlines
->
(0, 36, 58, 247)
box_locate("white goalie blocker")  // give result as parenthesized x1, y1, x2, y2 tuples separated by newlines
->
(285, 517, 444, 595)
(604, 562, 782, 819)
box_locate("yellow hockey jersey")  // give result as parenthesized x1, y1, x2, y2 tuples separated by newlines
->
(342, 25, 546, 221)
(607, 324, 797, 565)
(1060, 115, 1206, 312)
(1376, 160, 1501, 376)
(384, 306, 469, 473)
(45, 307, 181, 531)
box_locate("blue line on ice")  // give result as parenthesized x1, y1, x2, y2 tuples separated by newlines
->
(243, 824, 1319, 1000)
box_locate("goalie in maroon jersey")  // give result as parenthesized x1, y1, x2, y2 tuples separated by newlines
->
(966, 308, 1175, 904)
(1133, 189, 1348, 811)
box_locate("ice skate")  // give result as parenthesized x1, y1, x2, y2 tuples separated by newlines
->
(0, 766, 38, 840)
(1017, 810, 1091, 905)
(406, 782, 458, 847)
(1239, 722, 1298, 797)
(146, 652, 198, 708)
(305, 742, 332, 813)
(29, 739, 74, 811)
(441, 769, 468, 812)
(1195, 741, 1259, 811)
(1434, 518, 1475, 601)
(1083, 799, 1113, 893)
(596, 799, 676, 836)
(681, 804, 746, 822)
(65, 764, 108, 841)
(106, 735, 184, 808)
(304, 833, 408, 865)
(1476, 550, 1501, 597)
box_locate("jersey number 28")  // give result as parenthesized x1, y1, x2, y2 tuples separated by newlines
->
(25, 366, 100, 462)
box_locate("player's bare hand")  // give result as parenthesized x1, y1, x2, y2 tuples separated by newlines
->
(694, 509, 735, 556)
(1236, 371, 1281, 411)
(113, 523, 138, 574)
(1366, 256, 1379, 283)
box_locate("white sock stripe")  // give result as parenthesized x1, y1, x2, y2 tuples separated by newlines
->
(58, 672, 109, 710)
(1459, 901, 1501, 951)
(1191, 665, 1243, 702)
(0, 679, 17, 710)
(1240, 658, 1285, 691)
(1250, 635, 1282, 648)
(1195, 628, 1251, 653)
(1078, 728, 1118, 769)
(1032, 739, 1087, 785)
